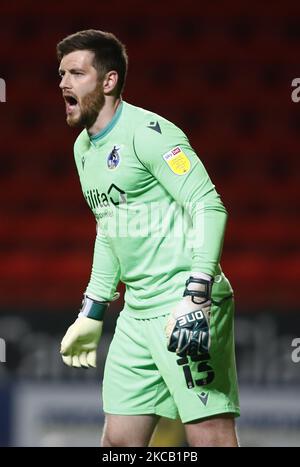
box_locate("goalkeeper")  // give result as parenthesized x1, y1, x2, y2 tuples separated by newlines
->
(58, 29, 240, 447)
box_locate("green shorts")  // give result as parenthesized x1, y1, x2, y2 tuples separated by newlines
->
(102, 288, 240, 423)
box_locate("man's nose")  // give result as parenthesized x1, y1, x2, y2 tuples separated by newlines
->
(59, 74, 71, 89)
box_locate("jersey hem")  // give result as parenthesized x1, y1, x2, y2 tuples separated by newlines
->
(121, 303, 177, 319)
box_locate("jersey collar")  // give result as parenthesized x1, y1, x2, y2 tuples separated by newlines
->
(89, 100, 123, 143)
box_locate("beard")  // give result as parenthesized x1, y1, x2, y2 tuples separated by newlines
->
(66, 81, 105, 129)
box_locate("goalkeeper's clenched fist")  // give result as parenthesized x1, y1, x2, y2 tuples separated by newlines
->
(60, 295, 112, 368)
(165, 274, 213, 358)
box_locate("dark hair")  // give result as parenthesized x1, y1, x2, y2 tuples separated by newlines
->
(57, 29, 128, 97)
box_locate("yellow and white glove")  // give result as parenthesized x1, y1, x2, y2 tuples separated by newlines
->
(165, 274, 213, 358)
(60, 294, 116, 368)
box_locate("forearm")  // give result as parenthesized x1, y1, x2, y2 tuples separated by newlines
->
(189, 198, 228, 276)
(85, 231, 121, 301)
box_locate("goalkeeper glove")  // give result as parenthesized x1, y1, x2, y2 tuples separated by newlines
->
(165, 275, 213, 357)
(60, 295, 111, 368)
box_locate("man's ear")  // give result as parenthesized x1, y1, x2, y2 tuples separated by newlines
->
(103, 70, 119, 95)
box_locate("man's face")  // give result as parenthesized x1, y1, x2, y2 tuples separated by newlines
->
(59, 50, 105, 128)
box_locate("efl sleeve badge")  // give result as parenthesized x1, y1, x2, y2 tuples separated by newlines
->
(162, 146, 191, 175)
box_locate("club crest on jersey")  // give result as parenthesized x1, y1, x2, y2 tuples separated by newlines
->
(162, 146, 191, 175)
(107, 145, 121, 170)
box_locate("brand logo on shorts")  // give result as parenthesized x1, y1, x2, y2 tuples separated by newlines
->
(197, 391, 209, 406)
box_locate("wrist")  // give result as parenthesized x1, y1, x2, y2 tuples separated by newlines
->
(190, 272, 213, 281)
(78, 295, 109, 321)
(183, 275, 213, 305)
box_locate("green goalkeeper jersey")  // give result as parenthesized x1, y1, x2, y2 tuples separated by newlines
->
(74, 100, 228, 318)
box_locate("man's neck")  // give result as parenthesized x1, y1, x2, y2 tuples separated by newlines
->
(87, 97, 121, 136)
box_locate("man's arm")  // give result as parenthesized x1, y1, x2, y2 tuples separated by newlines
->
(134, 117, 227, 277)
(73, 134, 121, 301)
(134, 117, 227, 356)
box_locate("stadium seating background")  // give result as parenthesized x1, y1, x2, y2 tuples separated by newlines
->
(1, 0, 300, 449)
(0, 0, 299, 312)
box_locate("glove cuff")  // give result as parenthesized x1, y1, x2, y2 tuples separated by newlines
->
(78, 295, 109, 321)
(183, 276, 213, 305)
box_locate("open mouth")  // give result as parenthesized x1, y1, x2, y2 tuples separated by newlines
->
(64, 95, 79, 113)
